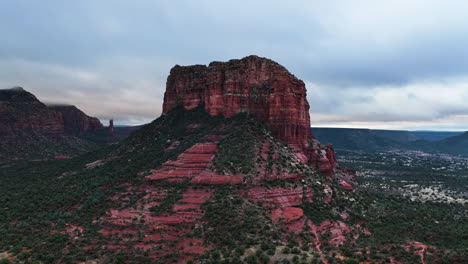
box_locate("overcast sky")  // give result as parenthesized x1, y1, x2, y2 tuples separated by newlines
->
(1, 0, 468, 130)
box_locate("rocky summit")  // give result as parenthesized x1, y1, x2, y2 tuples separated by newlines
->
(0, 87, 103, 137)
(0, 87, 105, 161)
(0, 87, 66, 137)
(164, 55, 337, 176)
(48, 105, 103, 135)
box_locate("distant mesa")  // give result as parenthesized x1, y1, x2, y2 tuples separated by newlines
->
(313, 127, 468, 156)
(0, 87, 103, 137)
(0, 87, 110, 161)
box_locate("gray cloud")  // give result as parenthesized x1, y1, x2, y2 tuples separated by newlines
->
(1, 0, 468, 129)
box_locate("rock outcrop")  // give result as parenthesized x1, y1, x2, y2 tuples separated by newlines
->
(162, 55, 337, 173)
(48, 105, 103, 135)
(0, 87, 103, 137)
(0, 87, 107, 162)
(308, 142, 338, 176)
(0, 87, 65, 137)
(163, 55, 312, 151)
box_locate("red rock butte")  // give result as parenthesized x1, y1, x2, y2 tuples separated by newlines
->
(163, 55, 312, 151)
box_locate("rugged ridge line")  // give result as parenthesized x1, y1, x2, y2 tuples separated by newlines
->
(0, 87, 103, 137)
(48, 105, 103, 135)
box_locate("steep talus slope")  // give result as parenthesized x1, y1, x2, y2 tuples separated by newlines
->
(312, 128, 417, 152)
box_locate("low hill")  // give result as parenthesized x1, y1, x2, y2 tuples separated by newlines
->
(411, 131, 463, 141)
(311, 128, 416, 152)
(313, 127, 468, 156)
(435, 131, 468, 156)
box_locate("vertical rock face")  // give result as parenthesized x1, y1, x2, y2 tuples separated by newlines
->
(0, 87, 65, 136)
(48, 105, 103, 135)
(0, 87, 103, 137)
(163, 55, 312, 150)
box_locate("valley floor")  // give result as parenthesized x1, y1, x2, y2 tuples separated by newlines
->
(338, 149, 468, 262)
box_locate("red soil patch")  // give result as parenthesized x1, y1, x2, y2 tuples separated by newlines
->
(99, 229, 138, 236)
(65, 224, 84, 237)
(173, 203, 200, 211)
(282, 207, 304, 221)
(143, 233, 177, 242)
(180, 188, 213, 204)
(293, 152, 308, 163)
(339, 180, 353, 191)
(146, 216, 193, 224)
(272, 207, 304, 223)
(404, 241, 428, 264)
(286, 217, 307, 233)
(266, 172, 304, 181)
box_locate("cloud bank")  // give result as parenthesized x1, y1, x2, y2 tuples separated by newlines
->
(1, 0, 468, 129)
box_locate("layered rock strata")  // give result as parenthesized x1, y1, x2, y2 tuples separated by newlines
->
(0, 87, 103, 137)
(162, 55, 337, 174)
(163, 55, 312, 151)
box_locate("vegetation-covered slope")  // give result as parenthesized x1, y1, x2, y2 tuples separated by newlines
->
(1, 107, 466, 264)
(313, 127, 468, 157)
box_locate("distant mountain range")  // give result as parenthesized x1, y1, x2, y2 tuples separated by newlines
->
(411, 131, 463, 141)
(312, 127, 468, 156)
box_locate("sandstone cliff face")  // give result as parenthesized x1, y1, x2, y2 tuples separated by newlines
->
(0, 87, 65, 137)
(48, 105, 103, 135)
(163, 55, 337, 174)
(0, 87, 103, 137)
(163, 55, 312, 151)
